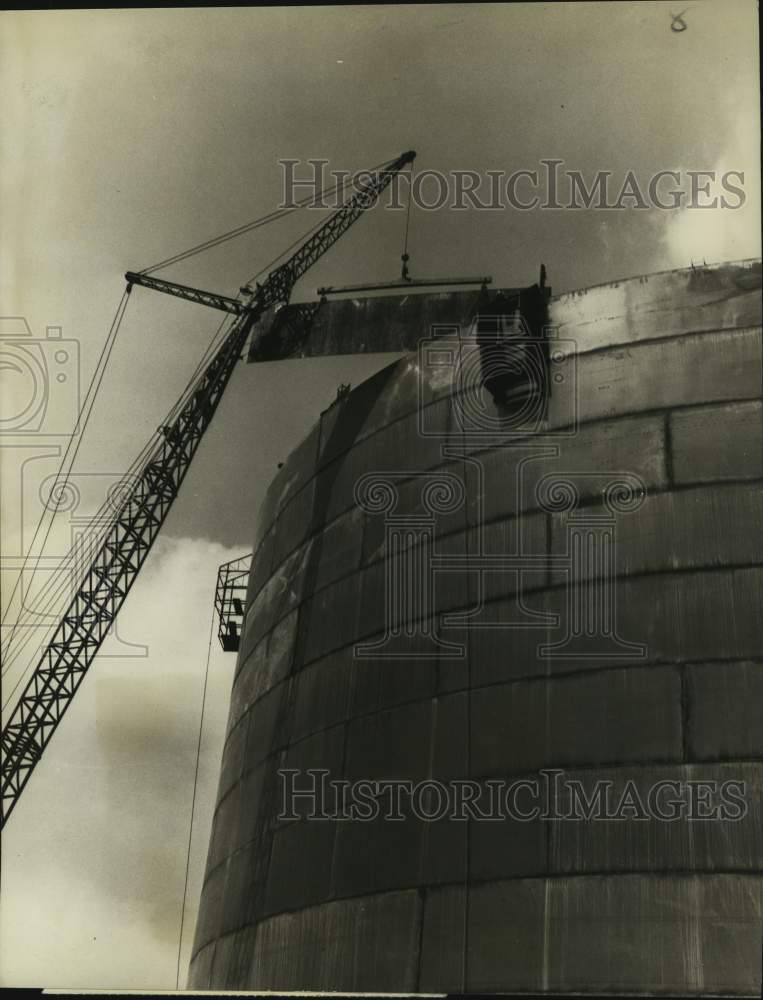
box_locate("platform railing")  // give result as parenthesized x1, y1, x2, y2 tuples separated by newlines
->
(214, 553, 252, 652)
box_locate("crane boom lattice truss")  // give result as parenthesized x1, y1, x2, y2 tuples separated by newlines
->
(1, 315, 249, 825)
(1, 150, 416, 827)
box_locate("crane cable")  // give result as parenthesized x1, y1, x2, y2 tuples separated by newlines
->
(2, 153, 399, 687)
(0, 312, 238, 700)
(0, 291, 130, 644)
(141, 155, 396, 277)
(1, 290, 131, 670)
(401, 162, 415, 280)
(3, 247, 241, 678)
(243, 155, 402, 289)
(175, 595, 215, 990)
(0, 309, 237, 686)
(1, 307, 241, 688)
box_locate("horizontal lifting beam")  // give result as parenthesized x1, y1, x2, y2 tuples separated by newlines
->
(317, 276, 492, 296)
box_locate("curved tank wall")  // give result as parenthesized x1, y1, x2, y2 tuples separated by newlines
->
(189, 260, 763, 994)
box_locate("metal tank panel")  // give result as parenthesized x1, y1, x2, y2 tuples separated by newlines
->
(189, 260, 763, 994)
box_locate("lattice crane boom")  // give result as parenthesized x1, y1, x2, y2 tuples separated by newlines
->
(1, 150, 416, 827)
(0, 311, 252, 826)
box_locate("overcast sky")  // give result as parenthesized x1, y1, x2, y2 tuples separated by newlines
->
(0, 2, 760, 989)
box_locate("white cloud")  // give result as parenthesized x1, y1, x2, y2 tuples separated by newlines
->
(662, 108, 761, 267)
(0, 534, 242, 988)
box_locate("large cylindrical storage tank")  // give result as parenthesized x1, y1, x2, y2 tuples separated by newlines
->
(189, 260, 763, 994)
